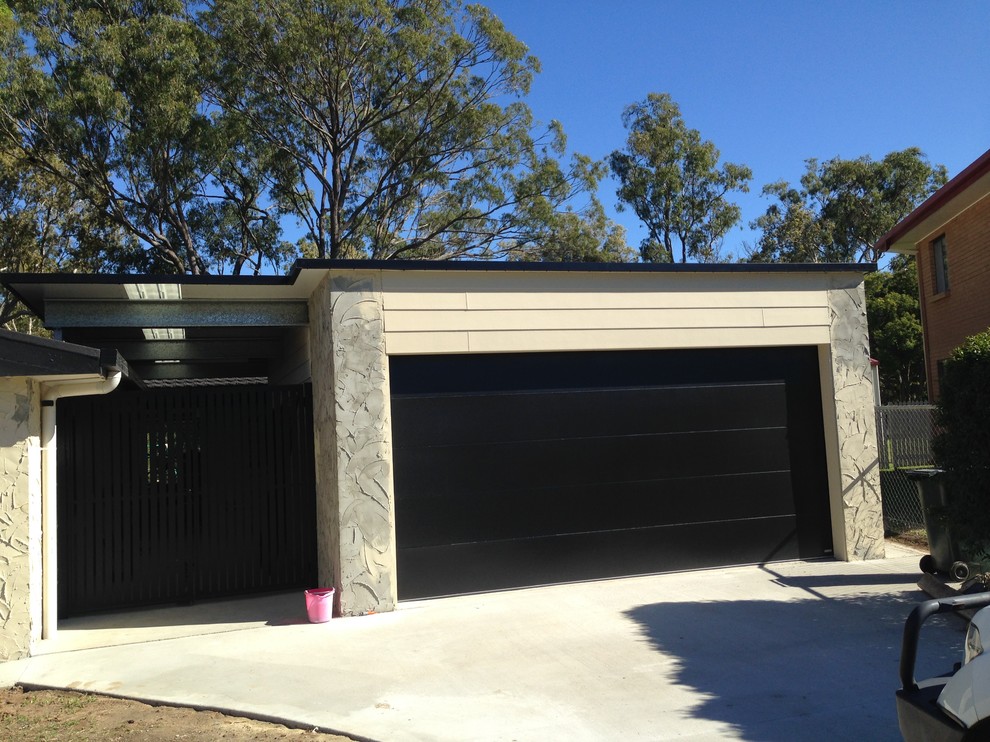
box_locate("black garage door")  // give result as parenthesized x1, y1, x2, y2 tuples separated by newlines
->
(391, 347, 832, 599)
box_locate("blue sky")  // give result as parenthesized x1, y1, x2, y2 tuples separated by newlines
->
(482, 0, 990, 260)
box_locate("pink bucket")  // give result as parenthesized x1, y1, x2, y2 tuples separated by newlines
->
(305, 588, 335, 623)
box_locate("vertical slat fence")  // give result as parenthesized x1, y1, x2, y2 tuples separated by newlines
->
(57, 384, 317, 617)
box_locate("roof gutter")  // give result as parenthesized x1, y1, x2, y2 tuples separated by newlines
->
(39, 371, 122, 642)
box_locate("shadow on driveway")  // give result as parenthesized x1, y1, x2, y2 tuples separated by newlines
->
(624, 573, 963, 741)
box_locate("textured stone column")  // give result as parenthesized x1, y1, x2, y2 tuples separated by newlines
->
(826, 279, 884, 560)
(309, 271, 397, 616)
(0, 378, 41, 660)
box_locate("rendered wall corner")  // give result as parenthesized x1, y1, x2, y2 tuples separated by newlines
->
(309, 271, 398, 616)
(824, 279, 884, 560)
(0, 378, 41, 661)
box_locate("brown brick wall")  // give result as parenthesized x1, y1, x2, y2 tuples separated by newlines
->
(915, 194, 990, 398)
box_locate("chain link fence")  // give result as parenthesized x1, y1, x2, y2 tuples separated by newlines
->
(876, 404, 938, 533)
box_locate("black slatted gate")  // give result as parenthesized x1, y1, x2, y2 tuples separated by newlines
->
(57, 385, 317, 617)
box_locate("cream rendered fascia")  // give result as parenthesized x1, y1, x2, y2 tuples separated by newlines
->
(309, 266, 882, 616)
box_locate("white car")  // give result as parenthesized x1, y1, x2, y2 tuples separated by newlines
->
(897, 594, 990, 741)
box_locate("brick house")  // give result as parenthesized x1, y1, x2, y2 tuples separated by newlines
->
(876, 148, 990, 399)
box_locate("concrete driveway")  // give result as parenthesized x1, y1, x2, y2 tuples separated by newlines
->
(0, 543, 963, 741)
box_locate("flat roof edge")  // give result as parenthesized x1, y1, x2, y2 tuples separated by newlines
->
(0, 271, 298, 286)
(294, 259, 875, 274)
(1, 260, 874, 289)
(1, 261, 875, 320)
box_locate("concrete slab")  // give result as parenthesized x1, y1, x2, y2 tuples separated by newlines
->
(2, 545, 967, 741)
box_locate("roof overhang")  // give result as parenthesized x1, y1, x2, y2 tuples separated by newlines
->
(2, 259, 873, 320)
(0, 328, 129, 381)
(1, 260, 873, 384)
(875, 148, 990, 255)
(2, 265, 328, 321)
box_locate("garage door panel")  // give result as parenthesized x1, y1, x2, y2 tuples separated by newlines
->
(392, 382, 787, 446)
(397, 516, 801, 599)
(390, 348, 807, 392)
(391, 347, 832, 599)
(395, 427, 790, 494)
(397, 470, 796, 548)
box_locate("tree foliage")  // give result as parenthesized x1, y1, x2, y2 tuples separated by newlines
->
(0, 0, 273, 274)
(0, 143, 125, 328)
(0, 0, 625, 280)
(505, 153, 634, 263)
(608, 92, 752, 263)
(748, 148, 947, 264)
(864, 255, 926, 402)
(509, 199, 634, 263)
(0, 4, 128, 326)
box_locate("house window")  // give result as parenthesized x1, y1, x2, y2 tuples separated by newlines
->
(932, 236, 949, 294)
(936, 358, 948, 389)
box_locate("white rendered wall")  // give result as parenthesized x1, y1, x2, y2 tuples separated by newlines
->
(0, 378, 41, 660)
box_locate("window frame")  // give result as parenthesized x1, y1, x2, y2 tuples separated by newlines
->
(932, 235, 949, 295)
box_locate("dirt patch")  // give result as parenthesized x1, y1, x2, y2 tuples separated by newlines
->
(888, 528, 929, 552)
(0, 686, 356, 741)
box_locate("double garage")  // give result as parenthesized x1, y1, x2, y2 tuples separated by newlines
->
(312, 262, 883, 615)
(1, 261, 883, 630)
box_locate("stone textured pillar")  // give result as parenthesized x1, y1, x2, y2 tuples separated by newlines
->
(0, 378, 40, 660)
(826, 280, 884, 560)
(309, 272, 397, 616)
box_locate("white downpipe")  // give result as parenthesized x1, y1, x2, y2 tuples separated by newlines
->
(40, 372, 122, 640)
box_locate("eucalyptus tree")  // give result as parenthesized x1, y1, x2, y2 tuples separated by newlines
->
(865, 255, 927, 402)
(0, 0, 286, 274)
(0, 145, 126, 328)
(0, 3, 134, 326)
(1, 0, 625, 277)
(503, 153, 634, 263)
(608, 92, 752, 263)
(203, 0, 614, 261)
(748, 148, 947, 264)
